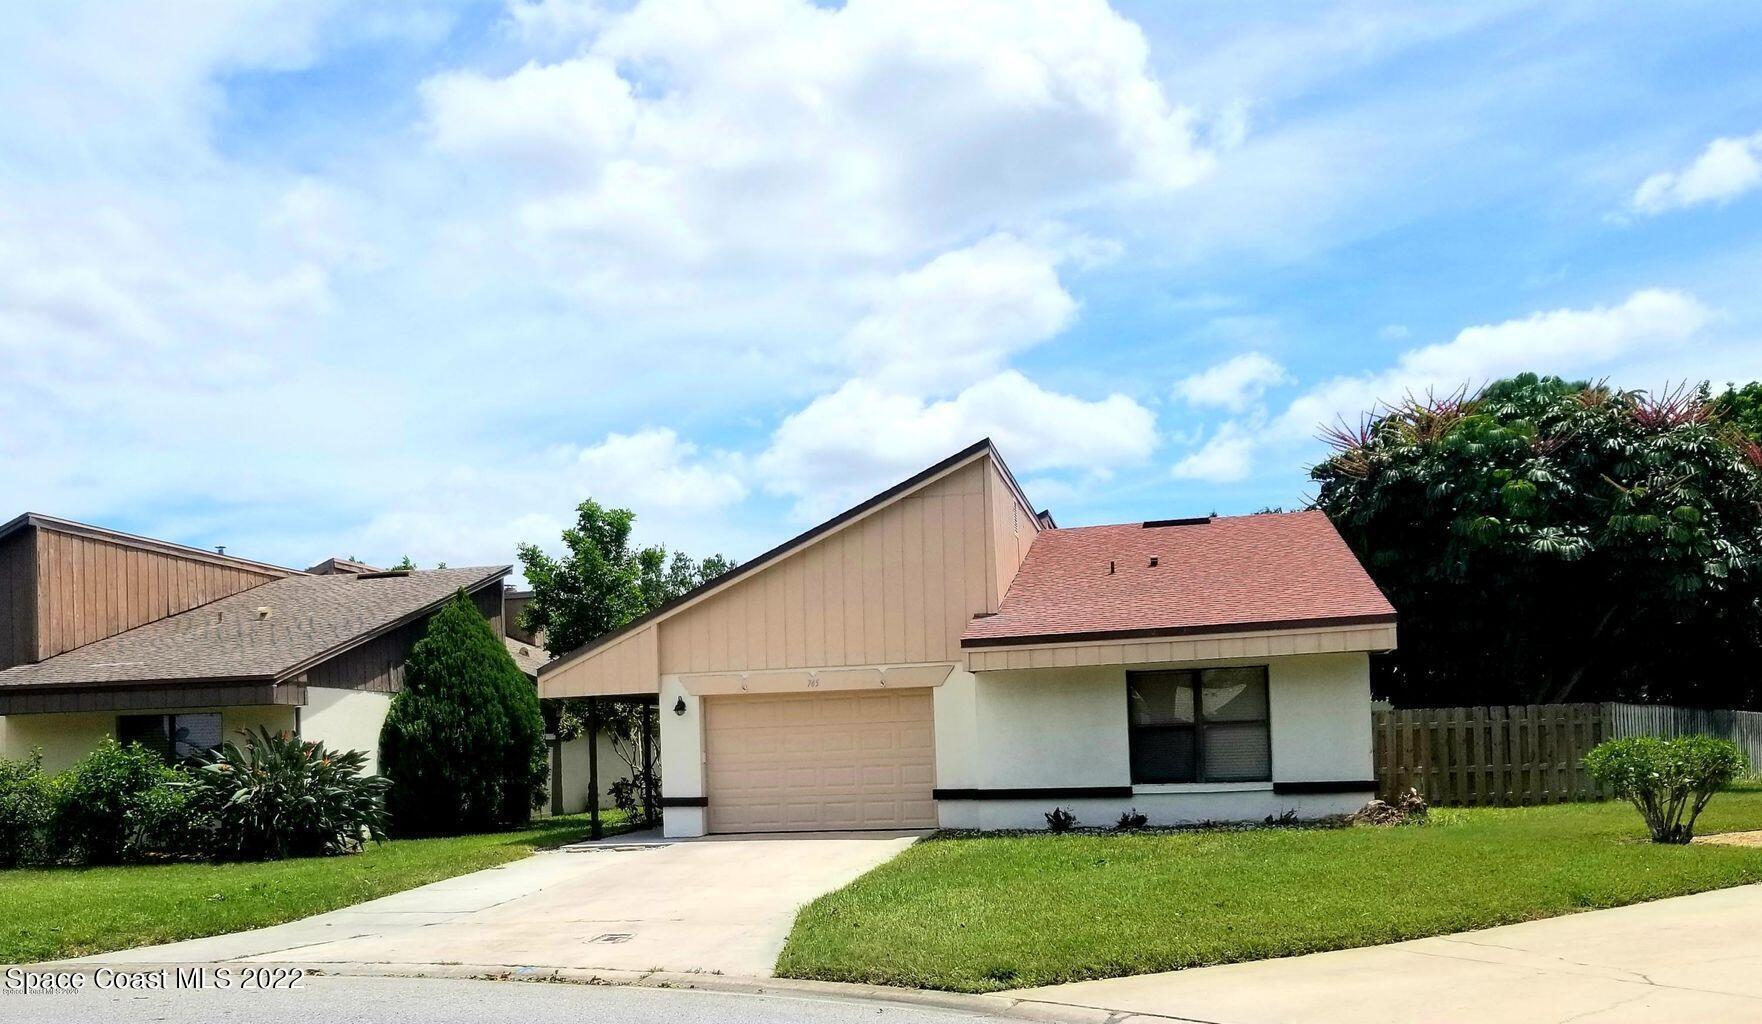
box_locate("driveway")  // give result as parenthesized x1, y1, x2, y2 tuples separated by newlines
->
(1008, 884, 1762, 1024)
(66, 831, 921, 977)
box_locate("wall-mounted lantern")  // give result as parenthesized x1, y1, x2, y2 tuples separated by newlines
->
(673, 695, 687, 716)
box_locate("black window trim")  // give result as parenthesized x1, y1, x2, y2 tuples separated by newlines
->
(1127, 666, 1272, 785)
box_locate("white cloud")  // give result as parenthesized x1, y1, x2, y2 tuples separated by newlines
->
(1171, 423, 1256, 483)
(757, 372, 1156, 519)
(1274, 288, 1713, 440)
(842, 234, 1076, 392)
(1631, 132, 1762, 215)
(561, 429, 747, 511)
(421, 0, 1217, 298)
(1172, 351, 1291, 410)
(346, 429, 749, 578)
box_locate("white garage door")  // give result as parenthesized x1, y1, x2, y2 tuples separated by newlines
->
(704, 689, 937, 833)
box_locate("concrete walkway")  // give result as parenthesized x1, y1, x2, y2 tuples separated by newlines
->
(1008, 884, 1762, 1024)
(67, 831, 922, 977)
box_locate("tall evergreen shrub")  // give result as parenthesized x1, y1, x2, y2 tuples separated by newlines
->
(380, 591, 547, 833)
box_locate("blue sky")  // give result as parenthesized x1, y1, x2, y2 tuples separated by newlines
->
(3, 1, 1761, 576)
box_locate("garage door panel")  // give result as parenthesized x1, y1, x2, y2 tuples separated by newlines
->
(706, 689, 936, 833)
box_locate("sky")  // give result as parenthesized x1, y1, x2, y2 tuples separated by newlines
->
(3, 0, 1761, 577)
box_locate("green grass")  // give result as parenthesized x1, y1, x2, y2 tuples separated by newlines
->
(776, 787, 1762, 993)
(0, 810, 629, 964)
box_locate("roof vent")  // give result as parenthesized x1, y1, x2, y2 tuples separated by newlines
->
(1149, 556, 1160, 568)
(357, 570, 413, 580)
(1142, 516, 1211, 528)
(256, 606, 272, 620)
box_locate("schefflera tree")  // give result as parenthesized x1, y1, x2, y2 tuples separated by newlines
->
(380, 591, 548, 833)
(1582, 735, 1748, 843)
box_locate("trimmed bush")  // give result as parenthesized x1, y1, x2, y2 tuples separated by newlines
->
(185, 728, 389, 859)
(1582, 735, 1749, 844)
(380, 590, 548, 833)
(52, 739, 184, 864)
(0, 750, 55, 867)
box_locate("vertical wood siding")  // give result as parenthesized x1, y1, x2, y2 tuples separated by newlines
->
(0, 528, 37, 669)
(658, 458, 1006, 674)
(32, 528, 285, 662)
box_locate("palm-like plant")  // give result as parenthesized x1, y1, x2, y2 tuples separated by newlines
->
(185, 728, 390, 860)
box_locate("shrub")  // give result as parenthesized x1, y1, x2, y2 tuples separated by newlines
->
(1045, 807, 1078, 832)
(185, 728, 389, 860)
(380, 590, 549, 833)
(1113, 808, 1148, 831)
(52, 739, 183, 864)
(1583, 735, 1748, 844)
(0, 750, 55, 867)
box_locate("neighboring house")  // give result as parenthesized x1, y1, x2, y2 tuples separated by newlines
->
(0, 513, 507, 774)
(503, 630, 630, 815)
(540, 439, 1397, 837)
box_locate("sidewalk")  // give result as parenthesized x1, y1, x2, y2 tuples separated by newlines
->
(1006, 884, 1762, 1024)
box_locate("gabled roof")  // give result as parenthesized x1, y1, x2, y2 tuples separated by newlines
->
(539, 437, 1041, 677)
(960, 510, 1395, 648)
(307, 556, 381, 575)
(0, 512, 302, 577)
(0, 566, 509, 690)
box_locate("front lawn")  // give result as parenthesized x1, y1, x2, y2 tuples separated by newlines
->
(0, 810, 628, 964)
(776, 786, 1762, 993)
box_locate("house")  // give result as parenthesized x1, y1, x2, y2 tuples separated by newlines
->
(539, 439, 1397, 837)
(0, 513, 506, 774)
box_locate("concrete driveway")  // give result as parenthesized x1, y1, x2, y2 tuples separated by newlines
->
(1008, 884, 1762, 1024)
(68, 831, 920, 977)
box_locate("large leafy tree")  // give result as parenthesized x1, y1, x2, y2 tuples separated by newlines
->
(1312, 374, 1762, 709)
(379, 591, 548, 833)
(517, 500, 735, 809)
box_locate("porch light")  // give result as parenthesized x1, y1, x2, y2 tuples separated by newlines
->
(674, 695, 687, 716)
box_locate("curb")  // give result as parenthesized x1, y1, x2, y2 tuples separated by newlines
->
(24, 959, 1159, 1023)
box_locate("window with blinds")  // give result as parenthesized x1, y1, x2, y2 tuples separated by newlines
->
(1127, 667, 1271, 783)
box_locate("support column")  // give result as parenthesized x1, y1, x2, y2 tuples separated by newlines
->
(587, 696, 602, 841)
(641, 700, 656, 828)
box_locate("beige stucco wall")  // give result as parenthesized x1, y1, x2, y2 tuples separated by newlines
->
(299, 687, 395, 775)
(0, 705, 299, 773)
(547, 729, 633, 815)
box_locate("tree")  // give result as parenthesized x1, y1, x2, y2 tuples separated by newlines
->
(517, 500, 735, 811)
(379, 591, 547, 833)
(1713, 381, 1762, 446)
(1312, 374, 1762, 709)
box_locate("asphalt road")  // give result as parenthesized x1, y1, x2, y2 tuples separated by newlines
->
(0, 972, 1018, 1024)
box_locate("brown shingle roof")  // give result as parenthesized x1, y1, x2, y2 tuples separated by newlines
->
(503, 636, 552, 679)
(960, 511, 1394, 648)
(0, 566, 509, 689)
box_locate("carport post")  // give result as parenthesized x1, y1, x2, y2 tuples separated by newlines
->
(587, 696, 601, 841)
(640, 700, 656, 828)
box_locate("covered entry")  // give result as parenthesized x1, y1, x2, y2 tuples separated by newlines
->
(704, 688, 937, 833)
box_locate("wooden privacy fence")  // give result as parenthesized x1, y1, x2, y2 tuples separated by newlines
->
(1375, 701, 1762, 806)
(1375, 703, 1609, 806)
(1605, 702, 1762, 768)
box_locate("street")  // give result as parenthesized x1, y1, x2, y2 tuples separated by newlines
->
(0, 973, 1019, 1024)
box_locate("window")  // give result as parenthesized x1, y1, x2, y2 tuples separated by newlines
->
(115, 713, 223, 763)
(1127, 667, 1271, 783)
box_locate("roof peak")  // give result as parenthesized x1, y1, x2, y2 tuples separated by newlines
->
(1, 511, 305, 576)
